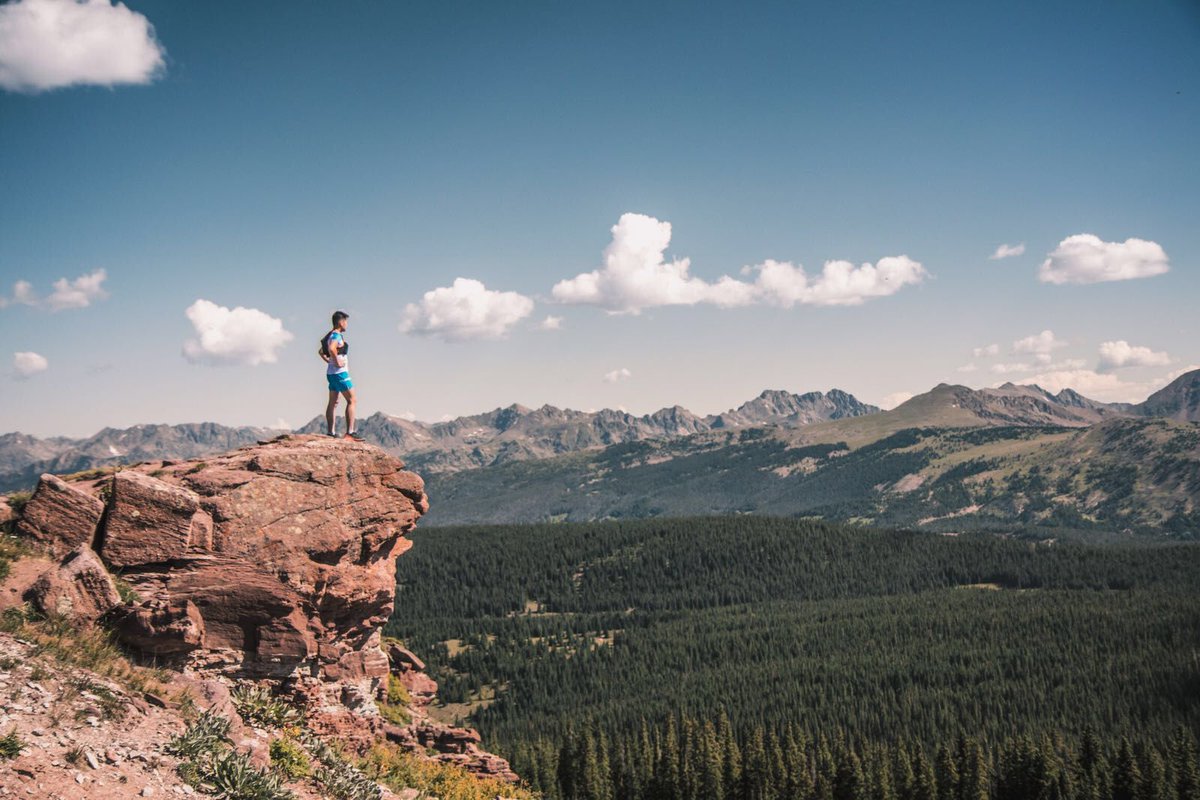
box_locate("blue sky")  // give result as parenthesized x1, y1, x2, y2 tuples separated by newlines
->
(1, 0, 1198, 437)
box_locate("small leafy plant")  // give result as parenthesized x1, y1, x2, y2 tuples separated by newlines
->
(232, 685, 303, 729)
(0, 729, 23, 760)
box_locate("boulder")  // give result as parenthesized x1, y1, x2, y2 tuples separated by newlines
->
(26, 545, 121, 622)
(0, 497, 12, 527)
(113, 598, 206, 655)
(15, 474, 104, 557)
(101, 471, 204, 567)
(385, 642, 426, 672)
(395, 670, 439, 703)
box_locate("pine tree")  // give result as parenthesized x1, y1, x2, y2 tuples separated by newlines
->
(743, 727, 771, 800)
(956, 736, 989, 800)
(681, 717, 700, 800)
(814, 734, 837, 800)
(1169, 725, 1200, 800)
(832, 748, 866, 800)
(559, 725, 580, 800)
(1076, 724, 1109, 800)
(867, 742, 896, 800)
(718, 709, 743, 799)
(1111, 736, 1143, 800)
(783, 725, 814, 800)
(934, 742, 959, 800)
(700, 719, 725, 800)
(1135, 741, 1168, 800)
(910, 743, 936, 800)
(893, 741, 915, 800)
(657, 715, 682, 800)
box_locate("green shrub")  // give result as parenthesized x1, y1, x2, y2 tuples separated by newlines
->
(3, 492, 31, 519)
(167, 710, 232, 759)
(377, 674, 412, 724)
(0, 729, 23, 760)
(232, 685, 303, 729)
(269, 736, 310, 780)
(301, 732, 382, 800)
(205, 749, 294, 800)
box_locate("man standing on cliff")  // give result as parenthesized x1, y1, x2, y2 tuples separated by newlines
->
(321, 311, 365, 440)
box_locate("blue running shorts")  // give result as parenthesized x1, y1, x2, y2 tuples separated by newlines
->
(327, 372, 354, 392)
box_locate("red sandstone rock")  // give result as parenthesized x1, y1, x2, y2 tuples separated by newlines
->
(113, 598, 206, 655)
(101, 471, 204, 567)
(15, 474, 104, 557)
(26, 545, 121, 622)
(386, 642, 426, 672)
(396, 669, 439, 703)
(4, 436, 521, 787)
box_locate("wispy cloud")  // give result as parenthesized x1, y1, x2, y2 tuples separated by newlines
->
(989, 243, 1025, 260)
(400, 278, 535, 341)
(182, 299, 294, 366)
(1, 269, 108, 311)
(1039, 234, 1169, 285)
(603, 367, 632, 383)
(972, 343, 999, 358)
(0, 0, 166, 93)
(538, 315, 563, 331)
(552, 213, 927, 314)
(879, 391, 913, 409)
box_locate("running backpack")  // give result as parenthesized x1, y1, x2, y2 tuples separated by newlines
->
(318, 331, 348, 359)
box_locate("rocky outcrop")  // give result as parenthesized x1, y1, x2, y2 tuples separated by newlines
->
(382, 640, 520, 783)
(6, 434, 523, 787)
(28, 545, 121, 622)
(13, 435, 428, 681)
(15, 474, 105, 558)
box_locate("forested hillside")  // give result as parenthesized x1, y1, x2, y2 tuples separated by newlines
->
(423, 419, 1200, 536)
(387, 518, 1200, 799)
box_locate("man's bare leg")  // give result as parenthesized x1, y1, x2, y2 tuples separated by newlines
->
(325, 390, 339, 435)
(342, 388, 356, 434)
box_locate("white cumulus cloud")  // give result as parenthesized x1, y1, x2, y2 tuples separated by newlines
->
(1009, 369, 1157, 404)
(1012, 329, 1066, 356)
(13, 351, 48, 378)
(603, 367, 632, 383)
(552, 213, 752, 313)
(748, 256, 927, 308)
(0, 0, 166, 93)
(990, 243, 1025, 260)
(538, 315, 563, 331)
(1097, 340, 1171, 371)
(1038, 234, 1169, 285)
(46, 268, 108, 310)
(182, 299, 294, 366)
(552, 212, 926, 313)
(399, 278, 534, 342)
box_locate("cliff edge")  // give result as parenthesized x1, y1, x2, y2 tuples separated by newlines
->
(0, 434, 522, 797)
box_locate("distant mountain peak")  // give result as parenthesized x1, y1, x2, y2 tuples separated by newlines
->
(1136, 367, 1200, 422)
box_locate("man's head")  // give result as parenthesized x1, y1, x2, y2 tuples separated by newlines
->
(332, 310, 350, 331)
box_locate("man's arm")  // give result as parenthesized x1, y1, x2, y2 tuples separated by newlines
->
(329, 333, 346, 368)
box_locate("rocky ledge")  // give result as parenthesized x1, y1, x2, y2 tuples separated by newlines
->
(5, 434, 519, 785)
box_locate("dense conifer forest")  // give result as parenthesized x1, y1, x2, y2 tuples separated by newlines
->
(387, 518, 1200, 799)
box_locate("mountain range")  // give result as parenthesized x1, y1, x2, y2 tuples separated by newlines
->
(2, 370, 1198, 536)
